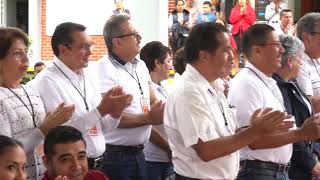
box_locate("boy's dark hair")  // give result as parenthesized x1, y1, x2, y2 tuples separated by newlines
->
(44, 126, 86, 156)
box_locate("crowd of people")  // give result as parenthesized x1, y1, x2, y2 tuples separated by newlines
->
(1, 0, 320, 180)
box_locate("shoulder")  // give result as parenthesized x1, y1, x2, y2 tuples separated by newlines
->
(85, 170, 109, 180)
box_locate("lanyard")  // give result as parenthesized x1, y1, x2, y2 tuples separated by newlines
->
(53, 62, 89, 112)
(108, 54, 144, 95)
(157, 86, 168, 99)
(245, 67, 285, 110)
(1, 84, 36, 127)
(310, 56, 320, 79)
(208, 88, 228, 127)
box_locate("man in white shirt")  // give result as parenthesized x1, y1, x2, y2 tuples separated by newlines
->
(265, 0, 287, 29)
(164, 22, 293, 180)
(296, 13, 320, 100)
(274, 9, 294, 36)
(228, 24, 320, 180)
(97, 15, 164, 180)
(31, 22, 132, 169)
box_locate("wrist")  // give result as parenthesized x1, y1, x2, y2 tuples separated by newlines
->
(144, 112, 151, 125)
(97, 105, 107, 117)
(39, 125, 48, 136)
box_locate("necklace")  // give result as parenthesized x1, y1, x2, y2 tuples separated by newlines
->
(0, 83, 36, 127)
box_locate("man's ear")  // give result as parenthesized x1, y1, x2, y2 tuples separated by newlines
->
(287, 56, 293, 69)
(58, 44, 68, 56)
(198, 50, 209, 62)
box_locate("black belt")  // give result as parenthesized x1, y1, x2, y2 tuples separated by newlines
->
(87, 156, 103, 169)
(240, 160, 290, 173)
(105, 144, 144, 154)
(175, 174, 201, 180)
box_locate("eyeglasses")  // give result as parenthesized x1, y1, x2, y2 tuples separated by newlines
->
(113, 31, 141, 39)
(10, 50, 28, 61)
(255, 42, 283, 48)
(65, 43, 95, 51)
(311, 32, 320, 36)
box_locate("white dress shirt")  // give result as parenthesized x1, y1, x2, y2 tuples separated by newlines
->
(144, 82, 170, 162)
(30, 58, 106, 158)
(228, 63, 292, 164)
(96, 54, 152, 146)
(164, 64, 239, 179)
(273, 23, 294, 36)
(296, 52, 320, 97)
(265, 2, 287, 29)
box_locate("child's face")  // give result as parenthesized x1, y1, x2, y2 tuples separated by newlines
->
(202, 4, 211, 13)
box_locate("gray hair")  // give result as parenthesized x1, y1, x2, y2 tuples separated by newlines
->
(279, 34, 305, 65)
(103, 15, 130, 50)
(297, 13, 320, 41)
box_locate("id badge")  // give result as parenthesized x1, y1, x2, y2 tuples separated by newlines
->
(140, 97, 149, 113)
(89, 126, 98, 136)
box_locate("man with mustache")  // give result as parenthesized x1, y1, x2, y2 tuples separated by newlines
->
(228, 24, 320, 180)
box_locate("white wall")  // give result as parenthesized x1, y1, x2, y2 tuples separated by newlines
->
(46, 0, 168, 48)
(28, 0, 41, 65)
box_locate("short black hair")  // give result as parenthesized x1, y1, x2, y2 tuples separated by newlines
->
(175, 0, 185, 6)
(0, 135, 23, 155)
(51, 22, 86, 57)
(242, 24, 275, 58)
(280, 9, 292, 18)
(140, 41, 171, 72)
(173, 47, 187, 75)
(44, 126, 86, 156)
(203, 1, 212, 7)
(34, 62, 45, 69)
(184, 22, 228, 63)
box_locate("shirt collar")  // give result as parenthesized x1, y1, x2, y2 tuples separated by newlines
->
(246, 62, 277, 85)
(109, 51, 127, 66)
(184, 64, 217, 95)
(53, 57, 84, 81)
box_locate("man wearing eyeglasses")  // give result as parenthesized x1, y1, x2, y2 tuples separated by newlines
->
(296, 13, 320, 108)
(30, 22, 133, 170)
(96, 15, 164, 180)
(295, 13, 320, 179)
(228, 24, 320, 180)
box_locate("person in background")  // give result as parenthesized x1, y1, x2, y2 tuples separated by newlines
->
(265, 0, 287, 29)
(33, 62, 46, 78)
(140, 41, 174, 180)
(42, 126, 109, 180)
(0, 135, 27, 180)
(211, 0, 221, 17)
(229, 0, 256, 67)
(0, 27, 75, 180)
(274, 9, 294, 36)
(185, 0, 197, 28)
(196, 1, 216, 24)
(272, 34, 320, 180)
(172, 47, 187, 76)
(295, 13, 320, 105)
(168, 0, 190, 53)
(112, 0, 130, 18)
